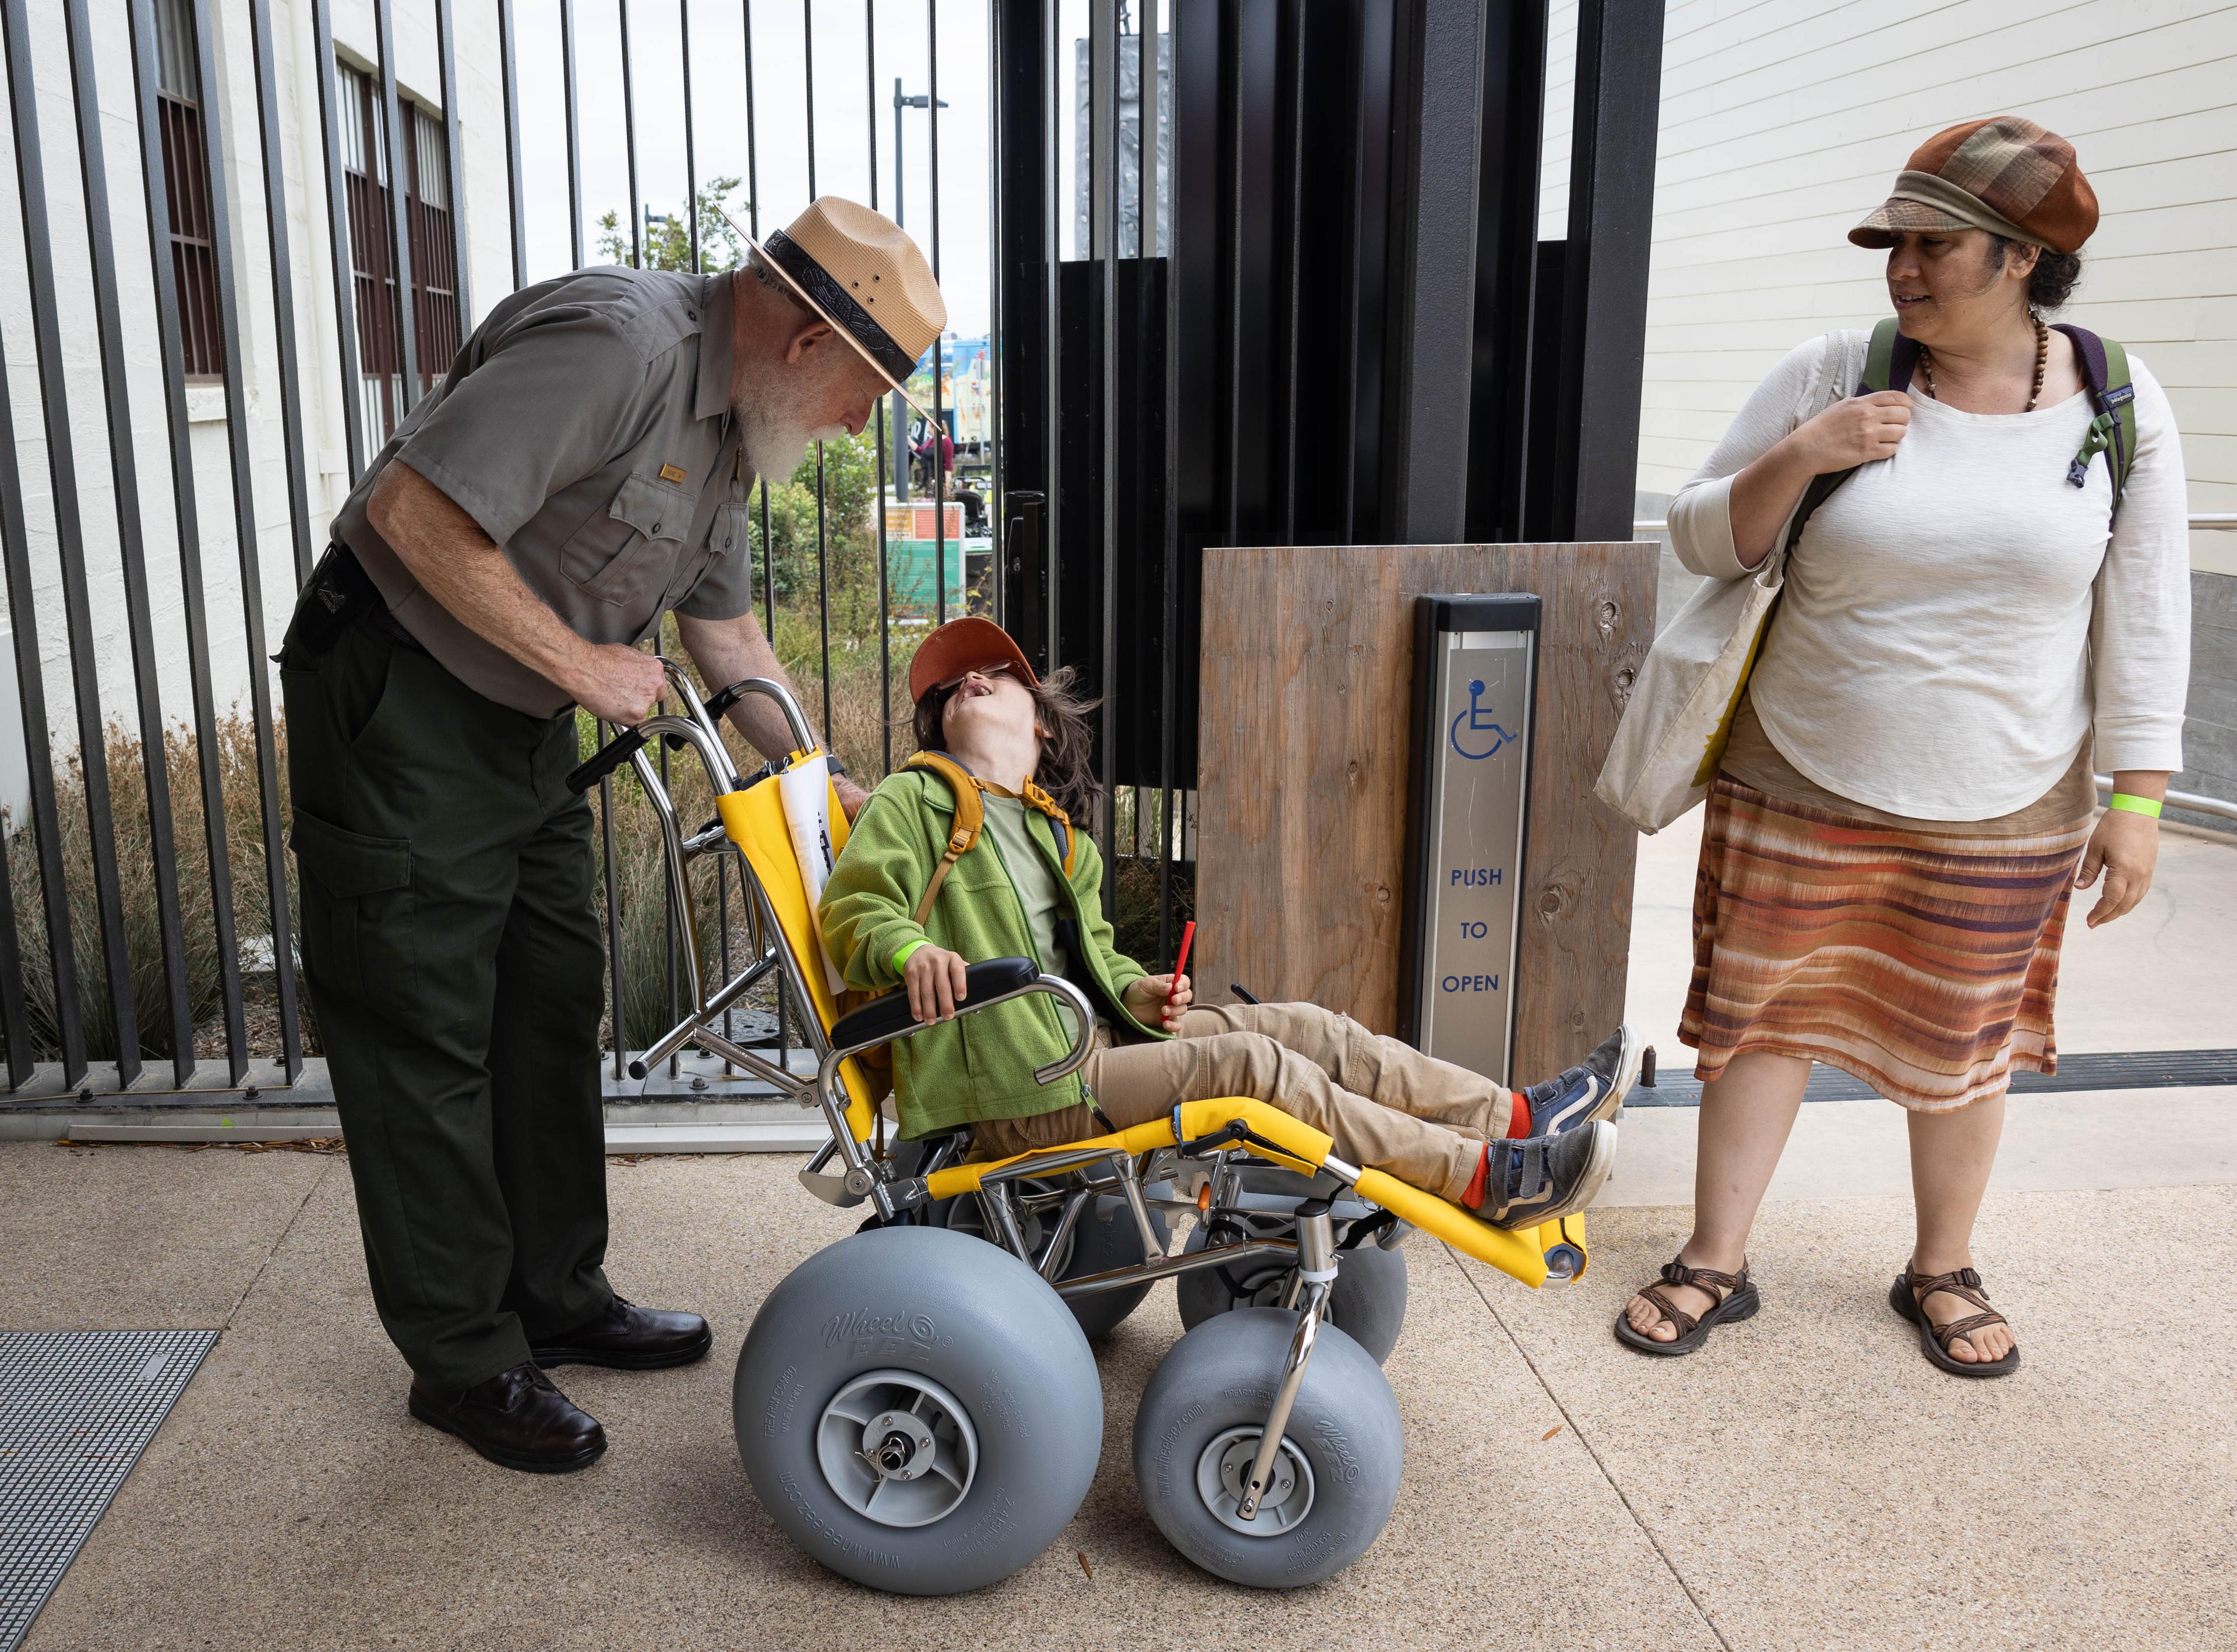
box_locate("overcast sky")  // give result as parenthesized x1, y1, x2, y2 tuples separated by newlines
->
(509, 0, 1015, 337)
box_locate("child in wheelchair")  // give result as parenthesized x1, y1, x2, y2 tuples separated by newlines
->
(819, 617, 1631, 1230)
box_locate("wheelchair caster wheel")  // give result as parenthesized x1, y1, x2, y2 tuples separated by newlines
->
(734, 1226, 1103, 1594)
(1176, 1226, 1409, 1364)
(1543, 1242, 1587, 1281)
(1132, 1309, 1402, 1588)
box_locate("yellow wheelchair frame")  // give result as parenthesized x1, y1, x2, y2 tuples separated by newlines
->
(570, 662, 1590, 1594)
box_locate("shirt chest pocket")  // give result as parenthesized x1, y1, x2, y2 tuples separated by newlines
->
(560, 472, 695, 607)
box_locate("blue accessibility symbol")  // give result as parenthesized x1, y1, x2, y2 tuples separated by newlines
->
(1450, 680, 1518, 760)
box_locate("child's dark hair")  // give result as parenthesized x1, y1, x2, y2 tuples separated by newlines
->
(912, 665, 1103, 821)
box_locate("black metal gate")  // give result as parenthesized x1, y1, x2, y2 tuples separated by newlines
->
(0, 0, 1661, 1108)
(992, 0, 1663, 968)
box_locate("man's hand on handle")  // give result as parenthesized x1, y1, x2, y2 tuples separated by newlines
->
(564, 643, 672, 726)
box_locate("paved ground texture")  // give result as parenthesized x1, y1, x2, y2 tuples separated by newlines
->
(8, 820, 2233, 1650)
(4, 1129, 2232, 1652)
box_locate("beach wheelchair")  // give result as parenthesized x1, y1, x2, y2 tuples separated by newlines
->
(567, 664, 1592, 1594)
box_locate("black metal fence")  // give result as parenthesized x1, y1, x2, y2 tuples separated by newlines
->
(1, 0, 1661, 1104)
(0, 0, 996, 1101)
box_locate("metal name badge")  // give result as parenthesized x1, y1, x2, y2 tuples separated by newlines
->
(1401, 594, 1540, 1085)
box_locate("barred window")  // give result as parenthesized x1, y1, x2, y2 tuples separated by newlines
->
(154, 0, 220, 380)
(337, 63, 460, 442)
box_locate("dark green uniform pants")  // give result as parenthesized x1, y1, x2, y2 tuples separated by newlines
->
(281, 610, 612, 1389)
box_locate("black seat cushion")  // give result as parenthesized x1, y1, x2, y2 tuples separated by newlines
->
(828, 956, 1040, 1050)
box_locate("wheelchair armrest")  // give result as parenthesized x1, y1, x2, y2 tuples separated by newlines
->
(828, 956, 1040, 1049)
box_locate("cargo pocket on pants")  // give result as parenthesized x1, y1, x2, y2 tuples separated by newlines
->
(289, 807, 415, 1016)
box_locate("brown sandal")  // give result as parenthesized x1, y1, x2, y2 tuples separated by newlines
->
(1889, 1264, 2019, 1378)
(1614, 1255, 1760, 1356)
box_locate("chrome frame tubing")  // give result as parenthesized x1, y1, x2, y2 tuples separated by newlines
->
(1238, 1201, 1338, 1522)
(718, 673, 818, 756)
(810, 973, 1099, 1216)
(616, 669, 826, 1081)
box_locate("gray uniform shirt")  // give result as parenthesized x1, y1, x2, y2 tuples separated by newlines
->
(331, 267, 759, 717)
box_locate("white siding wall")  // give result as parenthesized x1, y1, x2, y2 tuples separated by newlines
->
(0, 0, 516, 827)
(1630, 0, 2237, 574)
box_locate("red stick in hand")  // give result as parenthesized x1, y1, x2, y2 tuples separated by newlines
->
(1167, 920, 1197, 1010)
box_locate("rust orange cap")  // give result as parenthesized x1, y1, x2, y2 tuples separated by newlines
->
(908, 616, 1039, 703)
(1850, 116, 2098, 255)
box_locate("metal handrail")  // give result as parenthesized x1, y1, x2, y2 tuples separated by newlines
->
(1633, 516, 2237, 534)
(2094, 778, 2237, 825)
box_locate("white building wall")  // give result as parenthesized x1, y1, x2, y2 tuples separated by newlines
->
(1627, 0, 2237, 577)
(0, 0, 517, 832)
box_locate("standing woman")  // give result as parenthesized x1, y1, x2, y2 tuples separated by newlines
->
(1617, 119, 2191, 1375)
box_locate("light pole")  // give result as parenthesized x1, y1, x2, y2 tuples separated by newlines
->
(890, 79, 947, 503)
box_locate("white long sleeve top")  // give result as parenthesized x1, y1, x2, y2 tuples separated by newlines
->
(1667, 329, 2192, 821)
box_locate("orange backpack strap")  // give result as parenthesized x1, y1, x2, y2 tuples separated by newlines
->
(1020, 779, 1078, 877)
(903, 751, 985, 924)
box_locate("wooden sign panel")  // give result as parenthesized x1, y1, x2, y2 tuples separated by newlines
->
(1193, 542, 1658, 1081)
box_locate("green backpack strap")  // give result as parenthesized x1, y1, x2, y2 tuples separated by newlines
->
(1861, 316, 1903, 394)
(2052, 323, 2136, 523)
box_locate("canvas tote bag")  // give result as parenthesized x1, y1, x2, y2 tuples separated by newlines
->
(1594, 329, 1873, 832)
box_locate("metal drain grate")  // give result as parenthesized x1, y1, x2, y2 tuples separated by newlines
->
(1629, 1048, 2237, 1106)
(0, 1330, 216, 1652)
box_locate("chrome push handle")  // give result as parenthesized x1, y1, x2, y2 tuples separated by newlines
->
(564, 663, 818, 796)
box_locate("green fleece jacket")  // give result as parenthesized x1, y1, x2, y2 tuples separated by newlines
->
(819, 765, 1165, 1138)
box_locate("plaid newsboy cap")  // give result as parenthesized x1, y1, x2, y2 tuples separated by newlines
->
(1851, 116, 2098, 255)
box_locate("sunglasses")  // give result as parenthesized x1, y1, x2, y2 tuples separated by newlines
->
(934, 661, 1019, 696)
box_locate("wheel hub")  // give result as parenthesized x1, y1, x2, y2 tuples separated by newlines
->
(1196, 1425, 1315, 1537)
(863, 1409, 937, 1480)
(815, 1369, 978, 1527)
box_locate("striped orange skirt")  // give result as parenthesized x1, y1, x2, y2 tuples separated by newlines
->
(1680, 776, 2093, 1111)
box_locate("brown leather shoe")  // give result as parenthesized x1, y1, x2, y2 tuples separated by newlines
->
(529, 1295, 712, 1371)
(408, 1362, 606, 1474)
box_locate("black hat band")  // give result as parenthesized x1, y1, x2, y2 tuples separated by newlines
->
(764, 229, 922, 383)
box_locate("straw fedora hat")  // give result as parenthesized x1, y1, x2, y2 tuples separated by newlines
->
(721, 197, 947, 423)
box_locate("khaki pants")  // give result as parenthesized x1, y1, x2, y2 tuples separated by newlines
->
(969, 1003, 1511, 1205)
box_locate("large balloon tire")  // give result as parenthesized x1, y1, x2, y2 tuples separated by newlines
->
(1176, 1227, 1409, 1364)
(1131, 1308, 1403, 1588)
(733, 1225, 1103, 1595)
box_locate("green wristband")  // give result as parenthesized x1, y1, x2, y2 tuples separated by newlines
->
(2108, 793, 2163, 818)
(892, 937, 930, 973)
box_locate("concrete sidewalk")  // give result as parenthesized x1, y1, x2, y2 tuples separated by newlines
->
(6, 816, 2232, 1650)
(4, 1126, 2233, 1652)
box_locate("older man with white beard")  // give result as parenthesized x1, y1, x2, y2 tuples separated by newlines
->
(283, 198, 941, 1474)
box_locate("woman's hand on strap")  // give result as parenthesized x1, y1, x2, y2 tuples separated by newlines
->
(1125, 972, 1192, 1031)
(2076, 772, 2168, 929)
(1790, 390, 1913, 472)
(1726, 392, 1913, 569)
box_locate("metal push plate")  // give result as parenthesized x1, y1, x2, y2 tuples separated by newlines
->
(1418, 628, 1536, 1084)
(0, 1330, 216, 1651)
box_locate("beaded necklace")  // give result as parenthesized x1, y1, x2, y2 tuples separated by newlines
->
(1918, 313, 2049, 411)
